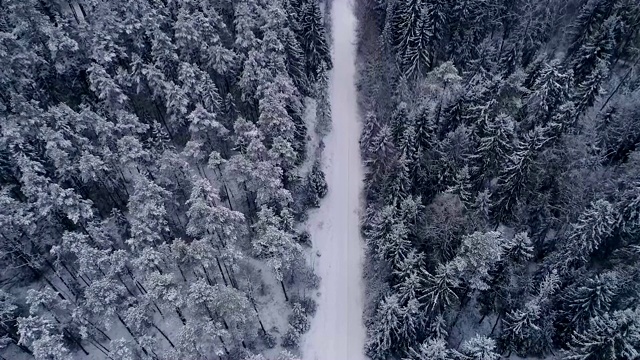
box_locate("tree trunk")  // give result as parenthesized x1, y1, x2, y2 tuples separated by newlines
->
(85, 318, 111, 341)
(218, 336, 229, 354)
(490, 312, 502, 336)
(243, 182, 252, 211)
(216, 258, 229, 286)
(175, 307, 186, 325)
(202, 265, 215, 286)
(601, 55, 640, 111)
(280, 281, 289, 302)
(116, 273, 137, 298)
(251, 299, 267, 333)
(178, 265, 188, 283)
(87, 337, 111, 358)
(98, 177, 122, 208)
(153, 302, 164, 318)
(153, 100, 174, 141)
(43, 258, 78, 300)
(223, 184, 234, 210)
(117, 315, 149, 356)
(223, 262, 238, 289)
(152, 324, 175, 348)
(64, 328, 89, 355)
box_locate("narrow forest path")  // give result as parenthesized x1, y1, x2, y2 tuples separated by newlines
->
(301, 1, 367, 359)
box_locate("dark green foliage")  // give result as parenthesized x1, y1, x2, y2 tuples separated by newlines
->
(557, 272, 620, 338)
(288, 302, 310, 333)
(300, 0, 333, 81)
(492, 127, 550, 222)
(307, 161, 328, 207)
(390, 0, 450, 76)
(0, 0, 333, 357)
(563, 308, 640, 360)
(281, 326, 301, 348)
(356, 0, 640, 357)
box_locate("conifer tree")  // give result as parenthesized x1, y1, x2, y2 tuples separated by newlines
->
(390, 0, 434, 76)
(525, 60, 573, 128)
(564, 308, 640, 360)
(556, 199, 618, 270)
(420, 263, 461, 313)
(365, 293, 404, 359)
(473, 113, 516, 183)
(253, 206, 302, 292)
(493, 126, 551, 222)
(407, 337, 457, 360)
(559, 272, 620, 335)
(307, 161, 328, 207)
(461, 335, 500, 360)
(571, 16, 616, 86)
(300, 0, 332, 81)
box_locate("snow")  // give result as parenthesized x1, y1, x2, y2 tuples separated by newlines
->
(301, 1, 368, 359)
(298, 97, 320, 179)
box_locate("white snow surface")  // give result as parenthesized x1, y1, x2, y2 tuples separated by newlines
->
(301, 1, 368, 359)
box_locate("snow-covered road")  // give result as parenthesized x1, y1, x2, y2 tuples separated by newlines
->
(301, 1, 367, 359)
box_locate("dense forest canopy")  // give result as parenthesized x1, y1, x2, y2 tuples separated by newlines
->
(355, 0, 640, 359)
(0, 0, 331, 359)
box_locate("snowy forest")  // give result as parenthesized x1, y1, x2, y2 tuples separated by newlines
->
(356, 0, 640, 359)
(0, 0, 332, 359)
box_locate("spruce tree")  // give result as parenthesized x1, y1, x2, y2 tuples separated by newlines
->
(300, 0, 332, 81)
(564, 308, 640, 360)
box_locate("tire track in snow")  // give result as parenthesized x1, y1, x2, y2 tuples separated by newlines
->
(301, 1, 368, 359)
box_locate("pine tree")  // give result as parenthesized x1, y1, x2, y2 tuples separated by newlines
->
(0, 290, 20, 350)
(454, 231, 505, 291)
(618, 180, 640, 234)
(365, 293, 404, 359)
(502, 231, 534, 264)
(386, 155, 412, 205)
(571, 16, 616, 85)
(382, 222, 412, 268)
(501, 270, 559, 356)
(461, 335, 500, 360)
(391, 0, 434, 76)
(557, 199, 618, 270)
(17, 315, 70, 360)
(566, 0, 618, 58)
(288, 303, 310, 333)
(300, 0, 332, 81)
(393, 252, 425, 304)
(277, 349, 300, 360)
(560, 272, 620, 334)
(407, 337, 456, 360)
(361, 112, 378, 159)
(127, 175, 170, 250)
(473, 189, 493, 223)
(366, 205, 411, 266)
(525, 60, 573, 128)
(473, 113, 516, 183)
(185, 279, 254, 346)
(446, 0, 490, 69)
(420, 263, 460, 313)
(391, 102, 411, 142)
(564, 308, 640, 360)
(445, 165, 473, 206)
(366, 125, 398, 195)
(575, 58, 610, 116)
(315, 61, 332, 136)
(493, 126, 551, 222)
(253, 206, 302, 283)
(307, 161, 328, 207)
(282, 2, 311, 95)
